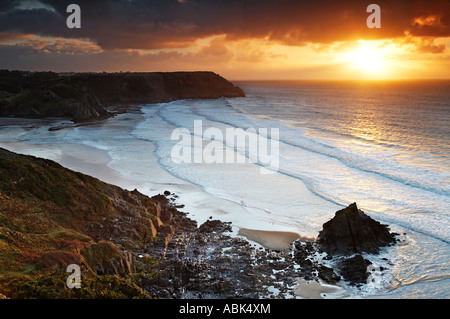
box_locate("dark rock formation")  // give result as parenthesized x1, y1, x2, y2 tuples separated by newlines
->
(317, 202, 397, 256)
(303, 203, 399, 287)
(338, 254, 372, 286)
(140, 218, 301, 299)
(293, 241, 341, 285)
(73, 93, 109, 122)
(0, 70, 245, 123)
(198, 219, 232, 233)
(291, 203, 399, 288)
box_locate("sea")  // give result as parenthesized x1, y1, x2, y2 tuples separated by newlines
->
(0, 80, 449, 298)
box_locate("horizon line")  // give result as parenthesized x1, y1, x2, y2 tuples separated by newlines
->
(2, 69, 450, 82)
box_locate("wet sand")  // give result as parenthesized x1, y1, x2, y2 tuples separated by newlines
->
(238, 228, 313, 251)
(238, 227, 351, 298)
(295, 279, 348, 299)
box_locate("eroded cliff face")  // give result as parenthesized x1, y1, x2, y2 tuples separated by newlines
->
(0, 70, 245, 122)
(0, 147, 182, 298)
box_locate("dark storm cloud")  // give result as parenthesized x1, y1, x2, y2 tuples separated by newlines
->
(1, 0, 449, 50)
(0, 1, 13, 12)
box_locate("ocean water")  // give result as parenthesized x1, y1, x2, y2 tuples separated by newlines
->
(0, 80, 449, 298)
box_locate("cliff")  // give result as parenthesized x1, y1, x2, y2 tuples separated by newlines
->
(0, 147, 184, 298)
(0, 70, 245, 122)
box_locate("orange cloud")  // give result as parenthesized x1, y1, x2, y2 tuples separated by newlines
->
(0, 32, 33, 42)
(1, 0, 449, 51)
(0, 1, 449, 80)
(413, 15, 445, 28)
(0, 34, 102, 54)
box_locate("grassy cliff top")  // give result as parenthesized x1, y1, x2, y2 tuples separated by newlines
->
(0, 147, 176, 298)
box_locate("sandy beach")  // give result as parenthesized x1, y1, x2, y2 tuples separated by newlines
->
(238, 228, 308, 250)
(295, 279, 348, 299)
(0, 120, 310, 238)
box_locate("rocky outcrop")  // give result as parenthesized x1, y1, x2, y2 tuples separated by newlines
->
(135, 202, 398, 297)
(0, 70, 245, 123)
(291, 203, 398, 288)
(198, 219, 232, 233)
(81, 242, 135, 276)
(73, 93, 109, 122)
(293, 241, 341, 285)
(139, 218, 301, 298)
(338, 254, 372, 286)
(317, 202, 397, 256)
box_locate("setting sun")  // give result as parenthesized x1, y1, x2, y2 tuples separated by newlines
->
(347, 42, 387, 74)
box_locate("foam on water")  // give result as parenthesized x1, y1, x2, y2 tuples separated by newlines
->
(137, 98, 450, 244)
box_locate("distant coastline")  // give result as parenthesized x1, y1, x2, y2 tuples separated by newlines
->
(0, 70, 245, 123)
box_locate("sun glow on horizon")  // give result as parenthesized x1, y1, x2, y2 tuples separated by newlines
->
(345, 41, 389, 77)
(350, 44, 385, 71)
(2, 32, 447, 81)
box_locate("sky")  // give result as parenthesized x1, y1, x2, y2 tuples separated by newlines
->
(0, 0, 449, 80)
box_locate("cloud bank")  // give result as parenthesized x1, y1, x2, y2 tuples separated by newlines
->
(0, 0, 448, 50)
(0, 0, 449, 79)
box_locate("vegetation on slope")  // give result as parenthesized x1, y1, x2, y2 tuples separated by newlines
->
(0, 147, 171, 298)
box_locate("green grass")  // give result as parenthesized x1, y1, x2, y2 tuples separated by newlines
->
(0, 148, 166, 298)
(1, 270, 150, 299)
